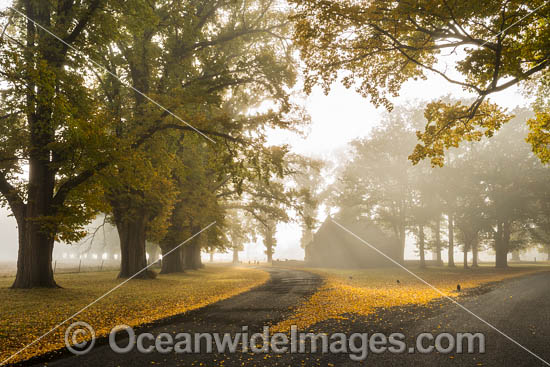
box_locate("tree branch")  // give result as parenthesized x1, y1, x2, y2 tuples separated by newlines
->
(132, 124, 244, 148)
(62, 0, 102, 46)
(0, 171, 25, 222)
(51, 160, 109, 211)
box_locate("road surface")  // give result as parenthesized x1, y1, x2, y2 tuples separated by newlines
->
(21, 269, 550, 367)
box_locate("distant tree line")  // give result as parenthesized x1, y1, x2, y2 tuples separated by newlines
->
(325, 104, 550, 268)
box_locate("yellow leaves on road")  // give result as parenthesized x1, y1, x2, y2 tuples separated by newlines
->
(0, 266, 268, 365)
(272, 266, 548, 332)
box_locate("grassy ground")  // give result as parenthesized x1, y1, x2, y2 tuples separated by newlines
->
(272, 265, 550, 332)
(0, 265, 269, 364)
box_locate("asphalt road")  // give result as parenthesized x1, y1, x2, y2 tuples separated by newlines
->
(23, 267, 322, 367)
(22, 269, 550, 367)
(305, 271, 550, 367)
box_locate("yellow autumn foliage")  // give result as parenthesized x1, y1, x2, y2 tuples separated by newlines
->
(272, 266, 549, 332)
(0, 266, 268, 364)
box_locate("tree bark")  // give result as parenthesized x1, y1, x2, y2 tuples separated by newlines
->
(10, 0, 102, 288)
(115, 209, 154, 278)
(472, 241, 479, 267)
(447, 213, 455, 267)
(463, 243, 469, 269)
(232, 247, 239, 264)
(264, 225, 274, 263)
(160, 244, 184, 274)
(183, 232, 203, 270)
(12, 2, 58, 289)
(12, 109, 59, 287)
(391, 206, 406, 264)
(265, 244, 273, 262)
(419, 224, 426, 268)
(13, 142, 58, 287)
(495, 221, 509, 268)
(435, 215, 443, 265)
(398, 231, 406, 264)
(12, 217, 57, 288)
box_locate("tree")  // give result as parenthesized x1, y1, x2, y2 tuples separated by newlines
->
(454, 170, 489, 269)
(288, 156, 323, 249)
(479, 111, 541, 267)
(291, 0, 550, 165)
(158, 136, 223, 273)
(427, 214, 444, 266)
(327, 106, 425, 263)
(0, 0, 305, 286)
(93, 0, 301, 277)
(224, 149, 316, 263)
(529, 164, 550, 261)
(0, 0, 113, 288)
(326, 102, 548, 269)
(410, 170, 433, 268)
(224, 210, 254, 264)
(526, 71, 550, 163)
(238, 174, 293, 263)
(423, 161, 462, 267)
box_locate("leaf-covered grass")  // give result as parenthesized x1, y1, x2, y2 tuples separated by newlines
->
(0, 265, 268, 364)
(272, 265, 550, 332)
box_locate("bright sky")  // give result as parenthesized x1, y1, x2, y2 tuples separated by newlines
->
(0, 1, 533, 262)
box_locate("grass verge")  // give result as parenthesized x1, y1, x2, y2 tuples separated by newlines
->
(0, 265, 269, 364)
(272, 265, 550, 332)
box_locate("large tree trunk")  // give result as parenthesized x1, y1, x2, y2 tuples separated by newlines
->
(13, 155, 58, 288)
(434, 215, 443, 265)
(472, 241, 479, 267)
(495, 221, 509, 268)
(12, 217, 57, 288)
(391, 212, 406, 264)
(232, 247, 239, 264)
(160, 244, 184, 274)
(463, 243, 469, 269)
(263, 223, 276, 263)
(183, 232, 203, 270)
(264, 226, 274, 263)
(115, 209, 153, 278)
(12, 3, 58, 288)
(265, 243, 273, 262)
(13, 132, 58, 288)
(447, 214, 455, 267)
(398, 231, 406, 264)
(10, 0, 102, 288)
(418, 224, 426, 268)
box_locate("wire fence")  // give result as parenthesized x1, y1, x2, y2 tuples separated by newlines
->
(0, 260, 162, 278)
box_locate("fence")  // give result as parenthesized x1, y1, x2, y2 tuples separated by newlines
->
(0, 260, 162, 277)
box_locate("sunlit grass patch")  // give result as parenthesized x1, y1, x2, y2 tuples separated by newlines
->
(0, 265, 269, 364)
(272, 265, 549, 332)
